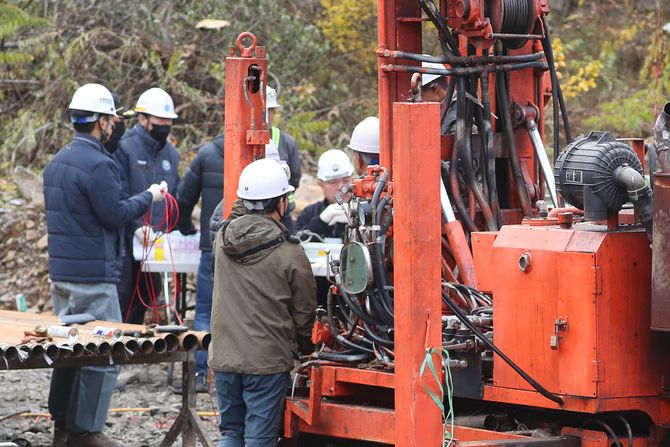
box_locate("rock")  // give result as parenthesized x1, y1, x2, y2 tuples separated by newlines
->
(25, 220, 35, 229)
(3, 250, 16, 262)
(12, 166, 44, 206)
(36, 234, 48, 249)
(25, 230, 37, 241)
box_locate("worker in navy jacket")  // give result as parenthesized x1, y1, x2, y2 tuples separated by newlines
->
(176, 134, 223, 390)
(294, 149, 354, 240)
(43, 83, 166, 447)
(114, 87, 183, 324)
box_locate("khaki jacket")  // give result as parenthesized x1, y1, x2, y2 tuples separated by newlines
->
(208, 214, 316, 374)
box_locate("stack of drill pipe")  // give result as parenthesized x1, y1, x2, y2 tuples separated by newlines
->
(0, 311, 87, 359)
(0, 310, 209, 365)
(0, 315, 62, 361)
(85, 320, 211, 352)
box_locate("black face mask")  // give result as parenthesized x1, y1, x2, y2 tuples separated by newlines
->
(149, 124, 171, 145)
(104, 121, 125, 153)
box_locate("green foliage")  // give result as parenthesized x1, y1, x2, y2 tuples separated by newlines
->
(583, 88, 658, 135)
(0, 3, 45, 39)
(550, 1, 669, 139)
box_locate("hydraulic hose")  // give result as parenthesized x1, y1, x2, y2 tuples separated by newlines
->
(382, 60, 548, 77)
(442, 290, 563, 405)
(458, 76, 498, 231)
(362, 322, 395, 348)
(419, 0, 460, 56)
(541, 16, 572, 146)
(450, 80, 479, 232)
(383, 49, 545, 66)
(494, 56, 533, 217)
(339, 289, 385, 328)
(311, 351, 372, 363)
(479, 72, 501, 224)
(327, 290, 375, 354)
(370, 176, 395, 319)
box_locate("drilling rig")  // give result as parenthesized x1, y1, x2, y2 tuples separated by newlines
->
(223, 1, 670, 446)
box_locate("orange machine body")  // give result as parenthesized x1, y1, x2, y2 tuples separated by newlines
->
(222, 33, 269, 218)
(473, 222, 670, 422)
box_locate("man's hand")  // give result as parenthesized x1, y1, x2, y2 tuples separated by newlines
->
(147, 181, 168, 202)
(134, 226, 156, 244)
(319, 203, 348, 226)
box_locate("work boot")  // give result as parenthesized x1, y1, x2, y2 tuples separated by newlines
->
(52, 424, 68, 447)
(66, 432, 121, 447)
(172, 373, 208, 394)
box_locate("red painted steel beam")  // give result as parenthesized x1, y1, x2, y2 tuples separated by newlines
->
(393, 101, 443, 447)
(223, 33, 269, 217)
(377, 0, 422, 170)
(285, 399, 395, 444)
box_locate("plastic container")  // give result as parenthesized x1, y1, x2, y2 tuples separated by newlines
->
(15, 293, 27, 312)
(154, 236, 165, 261)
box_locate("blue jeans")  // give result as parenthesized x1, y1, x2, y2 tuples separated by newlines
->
(48, 282, 121, 433)
(195, 250, 213, 375)
(214, 371, 289, 447)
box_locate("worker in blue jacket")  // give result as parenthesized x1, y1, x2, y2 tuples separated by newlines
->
(44, 83, 166, 447)
(114, 87, 183, 324)
(176, 134, 224, 391)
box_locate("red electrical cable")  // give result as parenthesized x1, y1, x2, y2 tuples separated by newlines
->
(125, 191, 184, 325)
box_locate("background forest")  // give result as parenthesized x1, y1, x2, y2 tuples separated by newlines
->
(0, 0, 669, 175)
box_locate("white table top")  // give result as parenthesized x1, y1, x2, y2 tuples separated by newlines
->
(136, 233, 342, 277)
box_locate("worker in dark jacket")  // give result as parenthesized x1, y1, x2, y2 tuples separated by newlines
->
(114, 87, 181, 324)
(209, 158, 316, 447)
(175, 134, 223, 389)
(267, 86, 301, 220)
(44, 83, 166, 447)
(295, 149, 354, 239)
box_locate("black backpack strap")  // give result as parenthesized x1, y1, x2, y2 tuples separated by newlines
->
(232, 234, 287, 261)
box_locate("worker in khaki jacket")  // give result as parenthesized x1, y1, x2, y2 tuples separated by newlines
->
(209, 158, 316, 447)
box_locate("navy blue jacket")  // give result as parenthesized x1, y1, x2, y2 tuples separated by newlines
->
(44, 133, 153, 283)
(294, 199, 346, 239)
(114, 123, 181, 233)
(272, 128, 302, 189)
(177, 135, 224, 251)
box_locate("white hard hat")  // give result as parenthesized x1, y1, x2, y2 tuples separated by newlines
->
(422, 61, 446, 86)
(68, 83, 117, 117)
(266, 86, 280, 109)
(317, 149, 355, 181)
(237, 158, 295, 200)
(135, 87, 178, 119)
(348, 116, 379, 154)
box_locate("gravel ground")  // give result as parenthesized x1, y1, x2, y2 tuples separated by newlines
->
(0, 363, 221, 446)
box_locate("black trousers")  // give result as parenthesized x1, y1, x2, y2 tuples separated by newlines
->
(117, 253, 161, 324)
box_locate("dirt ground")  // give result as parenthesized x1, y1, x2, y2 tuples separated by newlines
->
(0, 363, 221, 446)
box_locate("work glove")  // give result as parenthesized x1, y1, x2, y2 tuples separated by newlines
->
(319, 203, 348, 226)
(134, 226, 156, 244)
(147, 181, 168, 202)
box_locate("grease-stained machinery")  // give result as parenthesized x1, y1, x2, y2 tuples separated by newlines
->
(222, 1, 670, 446)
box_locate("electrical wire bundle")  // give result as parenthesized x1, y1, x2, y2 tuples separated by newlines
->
(125, 191, 184, 324)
